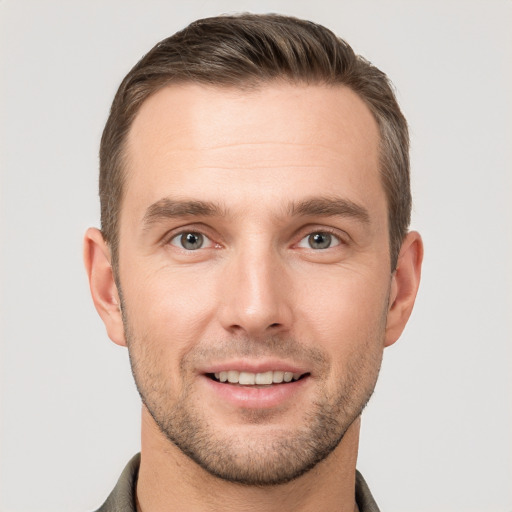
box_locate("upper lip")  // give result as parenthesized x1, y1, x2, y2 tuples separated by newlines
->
(199, 359, 310, 375)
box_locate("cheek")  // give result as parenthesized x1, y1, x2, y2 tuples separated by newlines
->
(297, 264, 389, 315)
(121, 263, 220, 354)
(294, 268, 390, 356)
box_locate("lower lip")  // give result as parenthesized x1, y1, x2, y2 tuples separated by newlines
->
(201, 375, 309, 409)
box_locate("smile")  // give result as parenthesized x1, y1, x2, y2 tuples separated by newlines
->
(201, 366, 311, 409)
(209, 370, 307, 386)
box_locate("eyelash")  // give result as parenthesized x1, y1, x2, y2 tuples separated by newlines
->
(165, 226, 347, 251)
(296, 228, 345, 250)
(168, 231, 215, 251)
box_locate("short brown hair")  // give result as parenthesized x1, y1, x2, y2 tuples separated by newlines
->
(100, 13, 410, 270)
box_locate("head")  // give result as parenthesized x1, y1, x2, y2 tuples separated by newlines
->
(99, 13, 411, 274)
(86, 14, 422, 487)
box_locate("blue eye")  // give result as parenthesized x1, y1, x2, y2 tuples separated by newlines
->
(298, 232, 341, 250)
(170, 232, 211, 250)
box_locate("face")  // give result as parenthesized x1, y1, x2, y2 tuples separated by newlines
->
(117, 83, 392, 485)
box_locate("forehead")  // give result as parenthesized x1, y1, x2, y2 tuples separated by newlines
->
(122, 82, 382, 221)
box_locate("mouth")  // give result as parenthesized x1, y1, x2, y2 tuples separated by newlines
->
(201, 365, 312, 409)
(206, 370, 310, 387)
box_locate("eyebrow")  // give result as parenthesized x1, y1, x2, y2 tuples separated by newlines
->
(142, 195, 370, 230)
(142, 198, 226, 229)
(288, 197, 370, 224)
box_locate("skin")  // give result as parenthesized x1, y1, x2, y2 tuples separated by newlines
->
(84, 83, 422, 512)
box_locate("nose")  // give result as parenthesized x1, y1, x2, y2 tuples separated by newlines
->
(218, 244, 293, 338)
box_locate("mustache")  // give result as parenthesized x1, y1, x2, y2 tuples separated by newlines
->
(182, 334, 329, 371)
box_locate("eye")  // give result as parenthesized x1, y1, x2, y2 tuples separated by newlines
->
(297, 232, 341, 250)
(169, 232, 212, 250)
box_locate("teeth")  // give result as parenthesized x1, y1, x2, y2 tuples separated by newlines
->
(239, 371, 255, 385)
(272, 371, 284, 383)
(227, 370, 239, 383)
(212, 370, 304, 385)
(255, 371, 273, 385)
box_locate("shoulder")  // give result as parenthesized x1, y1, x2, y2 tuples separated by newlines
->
(355, 470, 381, 512)
(93, 453, 140, 512)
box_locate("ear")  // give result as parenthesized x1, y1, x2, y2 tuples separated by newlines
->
(384, 231, 423, 347)
(83, 227, 126, 346)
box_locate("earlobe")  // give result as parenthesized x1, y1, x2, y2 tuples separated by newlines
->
(384, 231, 423, 347)
(83, 228, 127, 347)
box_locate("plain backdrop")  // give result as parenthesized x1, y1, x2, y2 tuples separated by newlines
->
(1, 1, 511, 511)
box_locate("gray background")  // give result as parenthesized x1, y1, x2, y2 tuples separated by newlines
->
(1, 1, 511, 511)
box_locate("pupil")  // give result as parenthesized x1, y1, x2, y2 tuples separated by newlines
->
(309, 232, 331, 249)
(182, 232, 203, 250)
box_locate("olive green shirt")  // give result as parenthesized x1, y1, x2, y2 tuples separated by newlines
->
(95, 453, 380, 512)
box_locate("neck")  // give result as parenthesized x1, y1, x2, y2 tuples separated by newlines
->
(136, 408, 361, 512)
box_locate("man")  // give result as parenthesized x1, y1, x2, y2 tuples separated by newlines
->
(84, 13, 422, 512)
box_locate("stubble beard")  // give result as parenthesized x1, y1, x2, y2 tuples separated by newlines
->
(123, 308, 385, 486)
